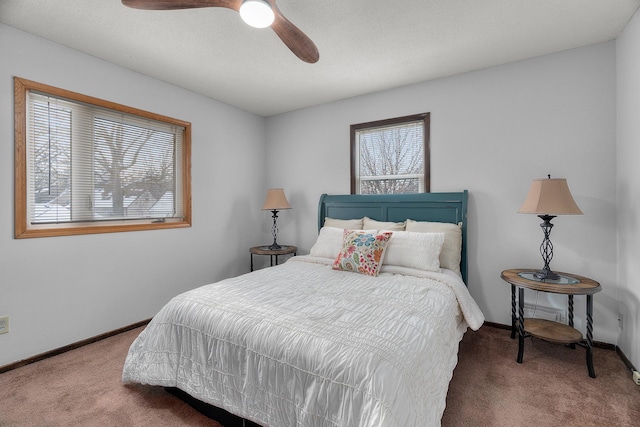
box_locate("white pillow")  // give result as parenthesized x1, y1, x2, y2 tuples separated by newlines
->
(363, 217, 405, 231)
(405, 219, 462, 274)
(309, 226, 345, 259)
(323, 217, 363, 229)
(383, 231, 445, 272)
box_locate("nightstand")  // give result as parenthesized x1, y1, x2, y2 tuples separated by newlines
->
(250, 245, 297, 271)
(500, 268, 602, 378)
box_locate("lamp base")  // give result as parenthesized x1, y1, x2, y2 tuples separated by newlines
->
(268, 210, 281, 251)
(533, 267, 560, 281)
(535, 214, 560, 281)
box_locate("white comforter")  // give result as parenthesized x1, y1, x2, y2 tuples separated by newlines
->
(122, 256, 484, 427)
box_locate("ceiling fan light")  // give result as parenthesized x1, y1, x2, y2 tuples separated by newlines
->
(239, 0, 275, 28)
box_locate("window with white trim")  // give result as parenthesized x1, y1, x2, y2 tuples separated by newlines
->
(14, 77, 192, 238)
(350, 113, 430, 194)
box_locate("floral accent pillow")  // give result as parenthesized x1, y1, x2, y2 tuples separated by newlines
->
(332, 230, 393, 276)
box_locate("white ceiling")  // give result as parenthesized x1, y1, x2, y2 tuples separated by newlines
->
(1, 0, 639, 116)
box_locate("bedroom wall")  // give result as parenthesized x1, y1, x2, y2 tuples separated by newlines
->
(0, 24, 267, 367)
(616, 7, 640, 369)
(266, 41, 620, 345)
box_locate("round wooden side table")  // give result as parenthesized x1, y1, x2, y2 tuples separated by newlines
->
(500, 268, 602, 378)
(250, 245, 297, 271)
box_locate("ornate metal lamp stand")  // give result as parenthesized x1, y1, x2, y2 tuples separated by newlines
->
(268, 209, 282, 250)
(534, 214, 560, 280)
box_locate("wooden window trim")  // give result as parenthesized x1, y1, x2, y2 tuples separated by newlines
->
(14, 77, 192, 238)
(350, 112, 431, 194)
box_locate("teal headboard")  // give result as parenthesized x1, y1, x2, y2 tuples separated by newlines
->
(318, 191, 469, 284)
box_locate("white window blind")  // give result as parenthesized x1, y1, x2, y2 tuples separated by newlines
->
(26, 91, 185, 225)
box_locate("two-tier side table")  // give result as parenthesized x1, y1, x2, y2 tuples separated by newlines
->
(249, 245, 297, 271)
(500, 268, 602, 378)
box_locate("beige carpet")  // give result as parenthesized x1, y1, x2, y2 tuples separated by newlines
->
(0, 325, 638, 426)
(0, 327, 216, 427)
(443, 326, 639, 426)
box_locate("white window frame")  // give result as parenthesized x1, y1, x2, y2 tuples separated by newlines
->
(14, 77, 192, 238)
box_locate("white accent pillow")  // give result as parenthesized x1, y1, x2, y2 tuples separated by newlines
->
(309, 226, 345, 259)
(405, 219, 462, 275)
(323, 217, 363, 229)
(383, 231, 445, 272)
(363, 217, 405, 231)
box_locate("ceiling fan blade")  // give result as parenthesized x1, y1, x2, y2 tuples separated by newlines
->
(270, 2, 319, 63)
(123, 0, 319, 63)
(122, 0, 241, 11)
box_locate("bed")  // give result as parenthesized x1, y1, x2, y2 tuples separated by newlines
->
(122, 191, 484, 426)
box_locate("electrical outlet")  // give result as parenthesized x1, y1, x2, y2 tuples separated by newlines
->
(0, 315, 8, 335)
(633, 370, 640, 386)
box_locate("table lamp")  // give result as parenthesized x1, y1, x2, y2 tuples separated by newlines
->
(262, 188, 291, 250)
(518, 175, 583, 280)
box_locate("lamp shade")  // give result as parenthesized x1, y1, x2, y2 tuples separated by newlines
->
(518, 177, 583, 215)
(262, 188, 291, 210)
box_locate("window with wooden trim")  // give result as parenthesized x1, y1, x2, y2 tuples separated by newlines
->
(350, 113, 430, 195)
(14, 77, 192, 238)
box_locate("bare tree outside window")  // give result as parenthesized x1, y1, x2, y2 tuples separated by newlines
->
(351, 113, 430, 195)
(94, 118, 176, 219)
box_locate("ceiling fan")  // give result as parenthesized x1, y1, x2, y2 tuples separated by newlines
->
(122, 0, 319, 63)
